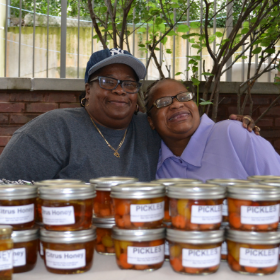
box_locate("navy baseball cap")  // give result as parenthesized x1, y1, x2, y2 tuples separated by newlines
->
(84, 48, 146, 83)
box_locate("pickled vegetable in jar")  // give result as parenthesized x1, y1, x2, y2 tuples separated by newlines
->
(227, 184, 280, 231)
(226, 228, 280, 275)
(91, 177, 138, 218)
(12, 228, 38, 273)
(0, 225, 13, 280)
(38, 184, 96, 231)
(40, 227, 96, 274)
(111, 183, 165, 229)
(167, 228, 224, 275)
(92, 216, 115, 255)
(167, 184, 225, 231)
(112, 227, 165, 271)
(0, 185, 37, 230)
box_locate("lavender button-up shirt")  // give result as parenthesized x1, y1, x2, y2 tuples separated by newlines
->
(156, 114, 280, 182)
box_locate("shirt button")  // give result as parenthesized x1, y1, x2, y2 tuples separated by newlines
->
(180, 160, 183, 163)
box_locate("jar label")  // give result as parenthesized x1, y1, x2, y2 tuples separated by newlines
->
(221, 242, 227, 255)
(130, 202, 164, 222)
(13, 248, 26, 267)
(127, 245, 164, 265)
(191, 205, 222, 224)
(239, 247, 279, 268)
(222, 199, 228, 216)
(182, 247, 221, 268)
(42, 206, 75, 225)
(0, 250, 13, 271)
(40, 242, 44, 256)
(165, 240, 169, 256)
(0, 204, 34, 224)
(45, 249, 85, 269)
(240, 204, 279, 225)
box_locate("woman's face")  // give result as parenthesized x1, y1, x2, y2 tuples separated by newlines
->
(85, 63, 138, 129)
(147, 80, 200, 141)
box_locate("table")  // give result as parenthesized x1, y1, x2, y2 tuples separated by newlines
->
(14, 253, 280, 280)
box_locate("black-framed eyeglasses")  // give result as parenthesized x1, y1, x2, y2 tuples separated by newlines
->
(89, 76, 142, 94)
(147, 92, 194, 113)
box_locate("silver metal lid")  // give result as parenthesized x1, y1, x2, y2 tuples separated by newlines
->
(40, 227, 96, 243)
(90, 176, 138, 191)
(227, 184, 280, 200)
(226, 228, 280, 244)
(34, 179, 84, 186)
(167, 228, 224, 244)
(152, 178, 203, 186)
(110, 182, 165, 199)
(206, 179, 254, 186)
(0, 185, 37, 200)
(247, 175, 280, 182)
(112, 227, 165, 242)
(92, 216, 115, 229)
(39, 183, 96, 200)
(167, 184, 226, 199)
(12, 228, 39, 242)
(261, 180, 280, 186)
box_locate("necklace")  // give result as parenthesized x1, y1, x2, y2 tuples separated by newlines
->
(89, 117, 127, 158)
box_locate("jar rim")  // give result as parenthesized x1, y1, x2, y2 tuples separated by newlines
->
(90, 177, 138, 191)
(0, 185, 37, 198)
(206, 179, 255, 186)
(151, 178, 203, 186)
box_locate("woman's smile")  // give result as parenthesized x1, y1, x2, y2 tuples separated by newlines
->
(168, 111, 191, 122)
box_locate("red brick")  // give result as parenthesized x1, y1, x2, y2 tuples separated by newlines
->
(255, 118, 273, 127)
(45, 93, 77, 103)
(10, 92, 44, 102)
(0, 136, 11, 146)
(26, 103, 58, 113)
(274, 139, 280, 150)
(0, 114, 9, 124)
(10, 114, 38, 124)
(0, 92, 10, 102)
(0, 147, 4, 154)
(275, 118, 280, 127)
(250, 97, 271, 105)
(0, 102, 25, 112)
(260, 130, 280, 139)
(259, 106, 280, 116)
(60, 103, 80, 108)
(0, 126, 21, 136)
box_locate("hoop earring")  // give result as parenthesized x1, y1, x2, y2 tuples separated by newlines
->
(81, 97, 89, 107)
(134, 104, 139, 115)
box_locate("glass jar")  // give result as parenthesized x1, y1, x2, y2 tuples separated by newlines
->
(220, 222, 228, 261)
(38, 184, 96, 231)
(12, 228, 39, 273)
(92, 216, 115, 255)
(163, 222, 171, 261)
(90, 177, 138, 218)
(111, 183, 165, 229)
(227, 184, 280, 231)
(0, 225, 13, 280)
(152, 179, 203, 223)
(167, 184, 225, 231)
(167, 228, 224, 275)
(112, 227, 165, 271)
(40, 227, 96, 274)
(226, 228, 280, 275)
(207, 179, 254, 223)
(247, 175, 280, 183)
(0, 185, 37, 230)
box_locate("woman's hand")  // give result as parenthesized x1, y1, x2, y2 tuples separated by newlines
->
(229, 114, 261, 136)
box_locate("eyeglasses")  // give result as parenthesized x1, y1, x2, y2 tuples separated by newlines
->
(147, 92, 194, 113)
(89, 76, 142, 94)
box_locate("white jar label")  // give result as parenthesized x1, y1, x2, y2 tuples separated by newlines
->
(239, 247, 279, 268)
(165, 240, 169, 256)
(46, 249, 85, 269)
(221, 242, 227, 255)
(191, 205, 222, 224)
(240, 204, 279, 225)
(13, 248, 26, 267)
(40, 242, 44, 256)
(222, 199, 228, 216)
(130, 202, 164, 222)
(127, 245, 164, 265)
(0, 204, 34, 224)
(42, 206, 75, 225)
(0, 250, 13, 271)
(182, 247, 220, 268)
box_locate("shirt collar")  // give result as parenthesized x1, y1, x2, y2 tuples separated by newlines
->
(158, 114, 215, 168)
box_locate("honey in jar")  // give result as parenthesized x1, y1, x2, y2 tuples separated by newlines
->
(40, 227, 96, 274)
(112, 227, 165, 271)
(111, 182, 165, 229)
(167, 228, 224, 275)
(0, 185, 37, 230)
(0, 225, 13, 280)
(12, 228, 39, 273)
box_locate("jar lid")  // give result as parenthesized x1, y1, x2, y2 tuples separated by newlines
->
(226, 228, 280, 244)
(261, 180, 280, 186)
(39, 184, 96, 199)
(40, 227, 96, 243)
(12, 228, 39, 242)
(152, 178, 203, 186)
(167, 184, 226, 199)
(247, 175, 280, 182)
(220, 222, 229, 229)
(34, 179, 84, 186)
(0, 225, 13, 237)
(167, 228, 224, 244)
(90, 177, 138, 191)
(0, 185, 37, 200)
(92, 216, 115, 229)
(206, 179, 254, 186)
(112, 227, 165, 242)
(227, 184, 280, 200)
(110, 182, 165, 199)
